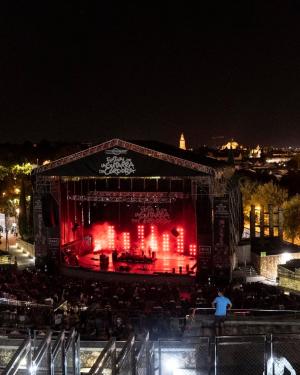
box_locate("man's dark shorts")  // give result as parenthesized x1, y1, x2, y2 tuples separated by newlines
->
(214, 315, 226, 324)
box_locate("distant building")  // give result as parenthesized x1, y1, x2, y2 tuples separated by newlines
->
(249, 145, 262, 159)
(221, 140, 239, 150)
(179, 133, 186, 150)
(207, 149, 243, 163)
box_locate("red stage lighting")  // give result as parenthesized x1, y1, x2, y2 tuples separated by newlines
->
(189, 244, 197, 256)
(162, 233, 170, 252)
(137, 225, 145, 250)
(108, 225, 115, 250)
(122, 232, 130, 251)
(150, 225, 158, 252)
(94, 240, 102, 252)
(176, 227, 184, 253)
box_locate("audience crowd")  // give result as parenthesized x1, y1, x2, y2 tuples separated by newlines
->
(0, 267, 300, 340)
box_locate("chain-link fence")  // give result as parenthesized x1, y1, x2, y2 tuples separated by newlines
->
(215, 335, 266, 375)
(271, 334, 300, 375)
(4, 330, 300, 375)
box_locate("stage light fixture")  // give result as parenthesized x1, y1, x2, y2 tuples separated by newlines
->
(108, 225, 115, 250)
(137, 225, 145, 250)
(162, 233, 170, 252)
(189, 244, 197, 256)
(176, 227, 184, 253)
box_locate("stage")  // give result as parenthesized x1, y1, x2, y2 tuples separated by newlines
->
(33, 139, 241, 281)
(78, 251, 196, 275)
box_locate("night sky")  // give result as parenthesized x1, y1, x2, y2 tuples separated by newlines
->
(1, 1, 300, 147)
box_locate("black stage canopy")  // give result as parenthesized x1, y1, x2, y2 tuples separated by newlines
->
(33, 139, 226, 178)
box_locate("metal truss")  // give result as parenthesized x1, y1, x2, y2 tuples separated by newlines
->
(67, 191, 190, 203)
(33, 138, 216, 175)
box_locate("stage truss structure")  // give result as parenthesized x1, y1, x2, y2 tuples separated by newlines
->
(33, 138, 218, 176)
(67, 191, 191, 203)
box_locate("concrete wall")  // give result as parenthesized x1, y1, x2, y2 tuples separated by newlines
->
(236, 242, 251, 265)
(278, 265, 300, 291)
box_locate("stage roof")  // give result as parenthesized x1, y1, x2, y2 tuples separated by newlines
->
(33, 138, 228, 177)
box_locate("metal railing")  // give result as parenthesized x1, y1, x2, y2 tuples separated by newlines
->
(135, 332, 153, 375)
(3, 329, 300, 375)
(88, 338, 116, 375)
(2, 329, 80, 375)
(3, 337, 32, 375)
(189, 307, 300, 318)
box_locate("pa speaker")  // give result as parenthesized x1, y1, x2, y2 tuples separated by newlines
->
(42, 193, 59, 227)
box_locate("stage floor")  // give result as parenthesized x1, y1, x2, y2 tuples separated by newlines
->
(78, 251, 196, 275)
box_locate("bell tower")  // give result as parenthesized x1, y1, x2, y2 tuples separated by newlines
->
(179, 133, 186, 150)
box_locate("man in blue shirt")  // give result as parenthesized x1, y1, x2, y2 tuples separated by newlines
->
(212, 289, 232, 335)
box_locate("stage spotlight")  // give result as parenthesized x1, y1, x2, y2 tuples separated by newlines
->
(164, 356, 179, 374)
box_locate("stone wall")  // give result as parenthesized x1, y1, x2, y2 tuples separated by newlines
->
(252, 251, 300, 280)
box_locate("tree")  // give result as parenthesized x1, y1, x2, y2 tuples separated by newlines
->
(0, 165, 9, 180)
(283, 195, 300, 244)
(11, 163, 33, 176)
(252, 181, 288, 209)
(240, 178, 258, 207)
(18, 178, 28, 239)
(239, 178, 258, 219)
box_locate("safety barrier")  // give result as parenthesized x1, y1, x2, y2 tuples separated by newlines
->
(2, 330, 300, 374)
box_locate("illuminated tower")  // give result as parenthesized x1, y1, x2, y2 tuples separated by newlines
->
(179, 133, 186, 150)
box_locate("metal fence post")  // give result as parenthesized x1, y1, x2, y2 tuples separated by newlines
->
(48, 340, 54, 375)
(145, 334, 150, 375)
(131, 340, 136, 375)
(111, 339, 116, 375)
(62, 332, 67, 375)
(158, 339, 161, 375)
(264, 333, 272, 375)
(27, 336, 33, 375)
(214, 336, 217, 375)
(75, 333, 81, 375)
(72, 333, 76, 375)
